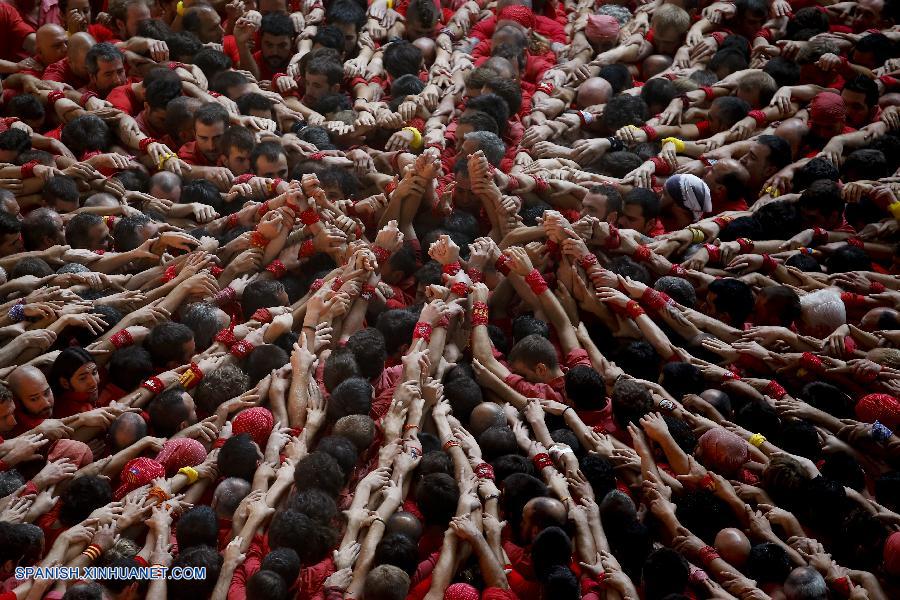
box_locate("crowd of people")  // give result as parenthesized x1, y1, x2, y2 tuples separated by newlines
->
(0, 0, 899, 597)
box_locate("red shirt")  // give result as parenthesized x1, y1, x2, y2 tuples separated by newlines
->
(178, 141, 215, 166)
(471, 15, 566, 44)
(502, 348, 592, 403)
(223, 35, 240, 66)
(106, 82, 141, 115)
(43, 57, 88, 89)
(0, 3, 34, 61)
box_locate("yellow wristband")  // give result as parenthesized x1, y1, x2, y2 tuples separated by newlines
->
(179, 466, 199, 484)
(402, 126, 423, 151)
(386, 0, 393, 8)
(689, 227, 705, 243)
(176, 0, 185, 15)
(889, 201, 900, 221)
(748, 433, 766, 447)
(662, 137, 686, 153)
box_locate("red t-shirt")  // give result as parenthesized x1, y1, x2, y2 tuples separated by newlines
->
(106, 82, 141, 115)
(0, 3, 35, 61)
(43, 57, 88, 89)
(223, 35, 240, 66)
(177, 141, 215, 166)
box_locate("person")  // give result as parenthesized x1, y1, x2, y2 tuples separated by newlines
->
(0, 0, 896, 599)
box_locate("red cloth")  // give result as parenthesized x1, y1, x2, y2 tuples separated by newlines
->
(178, 141, 214, 166)
(223, 35, 240, 66)
(114, 457, 165, 499)
(53, 391, 95, 419)
(106, 83, 141, 115)
(10, 406, 45, 437)
(0, 3, 35, 61)
(48, 439, 93, 468)
(87, 22, 118, 43)
(252, 50, 276, 82)
(372, 364, 404, 420)
(43, 57, 88, 88)
(155, 438, 208, 476)
(502, 348, 591, 403)
(232, 407, 275, 448)
(470, 14, 565, 44)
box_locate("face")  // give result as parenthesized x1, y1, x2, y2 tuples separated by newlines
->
(89, 222, 111, 251)
(405, 15, 435, 40)
(143, 105, 167, 132)
(122, 2, 151, 38)
(454, 123, 474, 151)
(333, 22, 358, 54)
(0, 197, 20, 220)
(64, 362, 100, 400)
(708, 104, 726, 134)
(582, 191, 610, 221)
(38, 28, 69, 64)
(616, 204, 649, 233)
(0, 400, 16, 435)
(195, 120, 226, 162)
(303, 72, 337, 107)
(181, 338, 196, 365)
(254, 153, 288, 179)
(323, 184, 343, 204)
(509, 359, 551, 383)
(0, 233, 24, 257)
(261, 33, 293, 71)
(198, 9, 224, 44)
(853, 0, 884, 31)
(14, 373, 54, 419)
(91, 57, 127, 95)
(809, 117, 843, 140)
(740, 142, 772, 179)
(651, 26, 682, 56)
(224, 145, 251, 175)
(182, 393, 198, 425)
(841, 89, 871, 128)
(66, 0, 91, 30)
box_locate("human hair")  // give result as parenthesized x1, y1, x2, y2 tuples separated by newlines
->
(61, 115, 111, 155)
(466, 93, 510, 135)
(660, 362, 704, 401)
(48, 346, 95, 398)
(601, 94, 648, 131)
(642, 548, 689, 600)
(8, 95, 44, 123)
(193, 48, 232, 80)
(756, 134, 792, 170)
(565, 366, 606, 411)
(374, 533, 418, 576)
(167, 546, 222, 600)
(176, 506, 218, 550)
(711, 95, 751, 128)
(147, 387, 191, 437)
(293, 451, 345, 497)
(316, 436, 358, 482)
(786, 6, 830, 40)
(826, 245, 872, 273)
(59, 475, 113, 526)
(210, 70, 249, 95)
(800, 382, 853, 418)
(327, 0, 366, 28)
(383, 41, 422, 79)
(508, 333, 559, 370)
(798, 180, 844, 221)
(312, 24, 345, 52)
(194, 101, 230, 128)
(180, 303, 223, 351)
(291, 487, 339, 523)
(220, 125, 255, 159)
(191, 363, 247, 415)
(783, 566, 828, 600)
(319, 166, 359, 198)
(305, 53, 344, 85)
(181, 179, 223, 214)
(245, 344, 289, 386)
(145, 321, 194, 369)
(416, 473, 458, 527)
(327, 377, 372, 421)
(0, 129, 30, 155)
(758, 285, 801, 327)
(640, 78, 677, 113)
(652, 3, 690, 33)
(579, 453, 616, 501)
(344, 328, 386, 380)
(763, 57, 801, 86)
(406, 0, 439, 27)
(236, 92, 274, 117)
(616, 339, 659, 380)
(388, 75, 426, 112)
(63, 213, 102, 250)
(443, 376, 483, 422)
(261, 11, 295, 37)
(484, 77, 523, 115)
(242, 279, 287, 317)
(457, 110, 499, 136)
(479, 426, 518, 462)
(463, 131, 506, 167)
(623, 187, 661, 221)
(10, 257, 52, 279)
(375, 309, 419, 355)
(85, 42, 124, 75)
(843, 148, 888, 181)
(364, 565, 410, 600)
(269, 508, 338, 564)
(708, 278, 754, 326)
(218, 433, 259, 481)
(611, 379, 653, 428)
(512, 314, 550, 343)
(260, 548, 301, 585)
(250, 141, 287, 172)
(41, 177, 79, 212)
(855, 32, 893, 64)
(598, 64, 632, 94)
(654, 276, 696, 308)
(61, 583, 104, 600)
(246, 570, 288, 600)
(532, 527, 573, 581)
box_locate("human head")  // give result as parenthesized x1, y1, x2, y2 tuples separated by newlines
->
(617, 188, 660, 234)
(147, 387, 196, 437)
(798, 289, 846, 338)
(218, 434, 261, 481)
(8, 366, 53, 420)
(146, 321, 195, 369)
(0, 212, 23, 257)
(211, 477, 251, 519)
(706, 278, 754, 327)
(611, 378, 653, 428)
(250, 141, 289, 179)
(364, 565, 410, 600)
(783, 566, 827, 600)
(0, 384, 17, 435)
(582, 185, 621, 222)
(48, 347, 99, 404)
(182, 5, 224, 44)
(108, 0, 151, 38)
(85, 42, 126, 96)
(219, 125, 255, 176)
(193, 102, 230, 163)
(327, 0, 366, 53)
(36, 24, 69, 65)
(508, 334, 559, 383)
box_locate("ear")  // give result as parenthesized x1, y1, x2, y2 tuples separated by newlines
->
(59, 377, 72, 391)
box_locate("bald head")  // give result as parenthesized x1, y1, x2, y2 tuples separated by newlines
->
(643, 55, 674, 79)
(67, 32, 96, 76)
(483, 56, 516, 80)
(576, 77, 612, 110)
(107, 412, 147, 453)
(386, 511, 423, 542)
(522, 496, 567, 542)
(36, 24, 68, 65)
(149, 171, 182, 203)
(412, 37, 435, 66)
(8, 366, 53, 419)
(469, 403, 505, 437)
(84, 193, 120, 208)
(715, 528, 751, 567)
(212, 477, 251, 518)
(700, 389, 732, 418)
(784, 566, 827, 600)
(861, 307, 899, 332)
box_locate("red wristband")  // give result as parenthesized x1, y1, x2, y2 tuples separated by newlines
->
(230, 339, 255, 359)
(372, 245, 391, 265)
(299, 208, 320, 225)
(266, 259, 287, 279)
(764, 380, 787, 400)
(142, 377, 165, 394)
(20, 160, 39, 179)
(413, 321, 433, 343)
(251, 308, 273, 323)
(472, 301, 489, 326)
(442, 262, 461, 276)
(633, 245, 652, 262)
(110, 329, 134, 349)
(525, 269, 548, 295)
